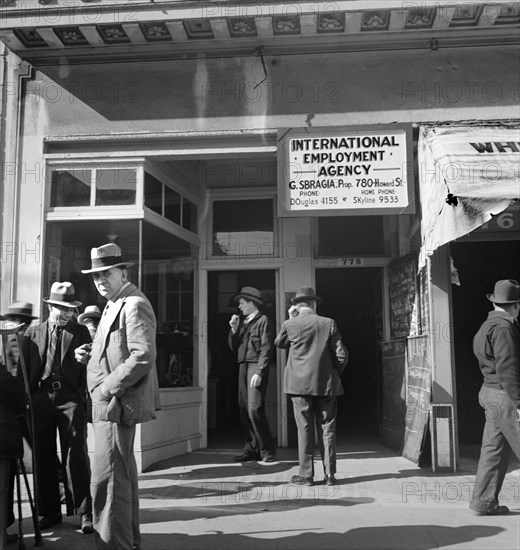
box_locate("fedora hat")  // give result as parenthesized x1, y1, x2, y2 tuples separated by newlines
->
(0, 301, 37, 321)
(78, 305, 101, 325)
(486, 279, 520, 304)
(292, 286, 321, 305)
(81, 243, 134, 274)
(234, 286, 263, 305)
(43, 282, 82, 308)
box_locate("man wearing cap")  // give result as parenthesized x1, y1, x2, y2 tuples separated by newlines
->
(470, 279, 520, 516)
(275, 287, 348, 486)
(228, 286, 276, 462)
(75, 243, 160, 550)
(78, 306, 101, 341)
(20, 282, 93, 533)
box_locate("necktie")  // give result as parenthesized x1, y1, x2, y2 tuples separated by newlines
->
(43, 325, 61, 379)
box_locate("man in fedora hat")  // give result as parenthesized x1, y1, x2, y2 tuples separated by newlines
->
(228, 286, 276, 462)
(78, 305, 101, 341)
(75, 243, 160, 550)
(0, 301, 36, 376)
(20, 282, 93, 533)
(275, 286, 348, 486)
(470, 279, 520, 516)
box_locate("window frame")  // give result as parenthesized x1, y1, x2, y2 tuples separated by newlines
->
(205, 187, 279, 261)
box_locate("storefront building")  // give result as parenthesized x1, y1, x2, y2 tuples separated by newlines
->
(1, 0, 519, 471)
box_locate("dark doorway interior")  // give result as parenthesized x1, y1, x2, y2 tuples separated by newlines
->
(207, 270, 276, 449)
(451, 240, 520, 445)
(316, 268, 382, 442)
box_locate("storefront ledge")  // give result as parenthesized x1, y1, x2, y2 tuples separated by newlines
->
(138, 433, 202, 472)
(158, 386, 203, 407)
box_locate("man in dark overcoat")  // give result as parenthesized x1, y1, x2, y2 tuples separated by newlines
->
(275, 286, 348, 486)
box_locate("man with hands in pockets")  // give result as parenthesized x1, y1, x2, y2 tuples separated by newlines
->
(75, 243, 160, 550)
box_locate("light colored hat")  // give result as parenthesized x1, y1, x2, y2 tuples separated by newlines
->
(0, 301, 37, 320)
(78, 305, 101, 325)
(81, 243, 134, 274)
(234, 286, 263, 305)
(486, 279, 520, 304)
(43, 282, 82, 308)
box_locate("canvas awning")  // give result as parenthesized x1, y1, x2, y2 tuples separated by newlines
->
(418, 125, 520, 267)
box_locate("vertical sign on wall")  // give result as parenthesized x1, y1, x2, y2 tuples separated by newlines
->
(278, 124, 415, 217)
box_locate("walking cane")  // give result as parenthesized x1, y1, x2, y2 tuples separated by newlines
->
(0, 321, 43, 547)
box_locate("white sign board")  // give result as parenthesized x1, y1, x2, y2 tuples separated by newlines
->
(278, 125, 414, 217)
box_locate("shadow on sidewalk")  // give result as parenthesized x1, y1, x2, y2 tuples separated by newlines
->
(137, 524, 504, 550)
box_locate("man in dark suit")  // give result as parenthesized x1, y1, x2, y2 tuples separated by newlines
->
(21, 282, 93, 533)
(228, 286, 276, 463)
(275, 287, 348, 486)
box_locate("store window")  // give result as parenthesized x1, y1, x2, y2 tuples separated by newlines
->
(44, 218, 197, 389)
(49, 165, 137, 208)
(144, 170, 198, 233)
(211, 198, 274, 257)
(317, 216, 387, 256)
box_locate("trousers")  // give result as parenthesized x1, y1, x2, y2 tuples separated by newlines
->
(91, 387, 140, 550)
(238, 363, 275, 459)
(470, 386, 520, 513)
(32, 388, 91, 516)
(291, 395, 337, 478)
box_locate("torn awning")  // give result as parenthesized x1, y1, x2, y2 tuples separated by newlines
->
(418, 126, 520, 267)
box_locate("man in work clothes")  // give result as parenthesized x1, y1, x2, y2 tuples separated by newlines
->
(21, 282, 93, 533)
(275, 286, 348, 486)
(76, 243, 160, 550)
(470, 279, 520, 516)
(228, 286, 276, 462)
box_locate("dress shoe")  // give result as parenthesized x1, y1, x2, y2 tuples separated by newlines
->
(290, 475, 313, 486)
(6, 532, 19, 545)
(39, 512, 62, 530)
(472, 505, 509, 516)
(81, 513, 94, 534)
(234, 453, 259, 462)
(261, 454, 276, 463)
(324, 474, 337, 486)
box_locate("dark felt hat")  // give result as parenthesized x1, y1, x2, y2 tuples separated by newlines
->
(234, 286, 263, 305)
(43, 282, 82, 308)
(292, 286, 322, 305)
(0, 301, 37, 321)
(486, 279, 520, 304)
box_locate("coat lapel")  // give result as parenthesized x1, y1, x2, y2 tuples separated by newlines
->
(61, 325, 73, 360)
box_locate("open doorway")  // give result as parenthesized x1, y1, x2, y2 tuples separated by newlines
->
(451, 240, 520, 446)
(207, 270, 277, 449)
(316, 268, 383, 442)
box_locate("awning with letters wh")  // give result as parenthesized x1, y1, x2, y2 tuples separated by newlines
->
(418, 125, 520, 267)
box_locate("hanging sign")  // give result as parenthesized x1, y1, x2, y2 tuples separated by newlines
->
(277, 124, 415, 217)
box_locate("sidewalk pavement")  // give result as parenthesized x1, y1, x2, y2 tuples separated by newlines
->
(11, 437, 520, 550)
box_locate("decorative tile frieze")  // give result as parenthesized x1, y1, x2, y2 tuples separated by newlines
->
(55, 26, 88, 46)
(317, 12, 345, 33)
(494, 3, 520, 25)
(361, 11, 390, 31)
(273, 15, 300, 35)
(227, 18, 257, 37)
(96, 24, 130, 44)
(449, 4, 484, 27)
(139, 22, 172, 42)
(183, 19, 214, 39)
(13, 27, 47, 48)
(405, 8, 436, 29)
